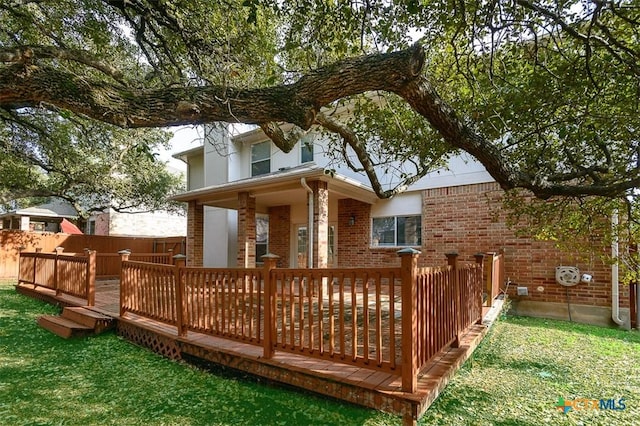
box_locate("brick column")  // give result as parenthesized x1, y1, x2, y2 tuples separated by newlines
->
(311, 180, 329, 268)
(268, 205, 290, 267)
(237, 192, 256, 267)
(187, 201, 204, 266)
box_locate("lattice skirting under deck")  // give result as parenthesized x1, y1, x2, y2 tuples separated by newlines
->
(117, 321, 182, 360)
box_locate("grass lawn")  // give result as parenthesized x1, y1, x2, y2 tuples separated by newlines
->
(1, 280, 639, 425)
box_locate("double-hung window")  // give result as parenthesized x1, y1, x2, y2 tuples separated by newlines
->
(372, 215, 421, 247)
(301, 134, 314, 163)
(251, 141, 271, 177)
(255, 214, 269, 263)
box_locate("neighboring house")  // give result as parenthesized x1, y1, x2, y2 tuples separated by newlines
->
(173, 125, 632, 328)
(85, 165, 187, 238)
(86, 208, 186, 237)
(0, 199, 79, 233)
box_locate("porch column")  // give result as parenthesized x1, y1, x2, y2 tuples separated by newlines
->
(268, 205, 290, 267)
(310, 181, 329, 268)
(186, 201, 204, 266)
(237, 192, 256, 268)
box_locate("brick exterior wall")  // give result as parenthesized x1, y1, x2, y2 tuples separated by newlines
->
(186, 201, 203, 266)
(422, 182, 627, 309)
(337, 182, 629, 309)
(268, 205, 290, 268)
(337, 198, 402, 268)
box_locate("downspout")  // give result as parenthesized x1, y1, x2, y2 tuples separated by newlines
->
(612, 210, 625, 326)
(301, 178, 314, 268)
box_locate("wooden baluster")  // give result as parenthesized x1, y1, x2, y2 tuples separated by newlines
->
(262, 253, 279, 359)
(118, 249, 131, 317)
(173, 254, 187, 336)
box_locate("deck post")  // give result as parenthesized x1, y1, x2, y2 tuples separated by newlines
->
(173, 254, 188, 337)
(118, 249, 131, 317)
(474, 253, 485, 323)
(85, 249, 97, 306)
(398, 247, 420, 394)
(262, 253, 280, 359)
(54, 247, 64, 296)
(446, 252, 461, 348)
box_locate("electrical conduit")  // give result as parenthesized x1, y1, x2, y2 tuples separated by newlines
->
(612, 210, 625, 326)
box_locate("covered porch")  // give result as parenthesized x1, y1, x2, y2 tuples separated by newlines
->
(173, 165, 379, 268)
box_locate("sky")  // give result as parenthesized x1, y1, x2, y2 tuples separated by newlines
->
(157, 125, 205, 172)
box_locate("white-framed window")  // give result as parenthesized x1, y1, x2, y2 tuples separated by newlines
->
(256, 214, 269, 263)
(371, 215, 421, 247)
(301, 135, 314, 163)
(251, 141, 271, 177)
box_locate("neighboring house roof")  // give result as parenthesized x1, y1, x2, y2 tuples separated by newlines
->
(0, 199, 77, 219)
(172, 164, 379, 210)
(60, 218, 83, 234)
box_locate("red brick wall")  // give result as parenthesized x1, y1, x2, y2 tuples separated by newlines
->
(337, 198, 406, 268)
(337, 182, 628, 309)
(422, 182, 626, 308)
(186, 201, 203, 267)
(268, 205, 290, 268)
(237, 192, 256, 267)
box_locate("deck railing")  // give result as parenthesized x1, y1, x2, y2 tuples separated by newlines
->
(118, 250, 484, 392)
(18, 249, 96, 305)
(267, 266, 402, 371)
(182, 267, 264, 342)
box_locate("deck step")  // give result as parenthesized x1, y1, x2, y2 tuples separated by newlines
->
(61, 307, 114, 333)
(37, 315, 94, 339)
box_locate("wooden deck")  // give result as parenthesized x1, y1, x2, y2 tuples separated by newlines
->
(17, 278, 501, 425)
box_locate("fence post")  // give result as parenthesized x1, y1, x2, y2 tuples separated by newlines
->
(398, 247, 420, 393)
(85, 249, 96, 306)
(33, 247, 42, 287)
(262, 253, 280, 359)
(474, 253, 485, 323)
(446, 252, 461, 348)
(173, 254, 187, 337)
(118, 249, 131, 317)
(54, 246, 64, 296)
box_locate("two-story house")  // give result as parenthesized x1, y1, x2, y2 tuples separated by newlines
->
(173, 124, 633, 329)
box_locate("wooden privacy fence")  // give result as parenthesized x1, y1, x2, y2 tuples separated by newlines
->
(18, 249, 96, 305)
(119, 250, 485, 393)
(96, 252, 173, 277)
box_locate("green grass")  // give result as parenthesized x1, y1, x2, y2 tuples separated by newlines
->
(421, 316, 640, 425)
(0, 281, 397, 426)
(2, 280, 639, 425)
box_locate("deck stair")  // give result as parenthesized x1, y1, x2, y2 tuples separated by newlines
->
(38, 307, 115, 339)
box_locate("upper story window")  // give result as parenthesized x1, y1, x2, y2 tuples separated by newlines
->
(251, 141, 271, 177)
(301, 135, 314, 163)
(371, 215, 422, 247)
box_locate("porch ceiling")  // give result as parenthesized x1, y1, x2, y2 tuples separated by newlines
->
(172, 165, 379, 211)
